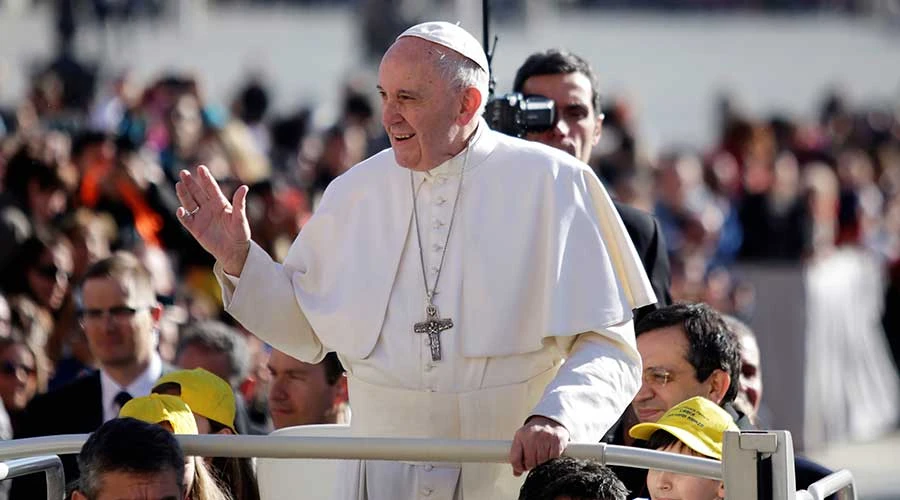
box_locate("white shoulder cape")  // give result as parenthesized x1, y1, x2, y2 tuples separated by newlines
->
(283, 124, 656, 359)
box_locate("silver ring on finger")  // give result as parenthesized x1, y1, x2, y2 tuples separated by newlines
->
(187, 206, 201, 217)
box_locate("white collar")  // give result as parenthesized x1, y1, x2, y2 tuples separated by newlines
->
(100, 353, 163, 422)
(413, 119, 495, 182)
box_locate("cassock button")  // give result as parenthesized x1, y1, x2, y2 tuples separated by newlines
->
(424, 363, 434, 372)
(433, 219, 445, 229)
(430, 265, 439, 274)
(422, 487, 433, 496)
(432, 244, 443, 252)
(424, 464, 434, 472)
(437, 176, 447, 184)
(435, 196, 447, 206)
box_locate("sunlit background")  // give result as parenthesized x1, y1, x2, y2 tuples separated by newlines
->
(1, 1, 899, 497)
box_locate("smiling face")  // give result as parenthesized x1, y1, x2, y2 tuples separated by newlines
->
(633, 326, 713, 423)
(377, 37, 481, 172)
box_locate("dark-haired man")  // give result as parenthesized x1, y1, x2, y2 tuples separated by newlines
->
(72, 417, 186, 500)
(513, 49, 671, 323)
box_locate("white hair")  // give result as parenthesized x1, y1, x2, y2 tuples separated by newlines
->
(433, 48, 489, 116)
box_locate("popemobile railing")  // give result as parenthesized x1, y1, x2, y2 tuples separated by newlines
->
(0, 430, 856, 500)
(0, 455, 65, 500)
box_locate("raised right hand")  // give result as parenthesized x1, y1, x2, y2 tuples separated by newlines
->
(175, 166, 251, 276)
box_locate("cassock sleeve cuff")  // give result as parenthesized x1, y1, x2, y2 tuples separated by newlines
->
(213, 241, 270, 309)
(213, 241, 326, 364)
(530, 329, 641, 443)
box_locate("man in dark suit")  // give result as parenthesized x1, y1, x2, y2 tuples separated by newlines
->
(623, 303, 833, 499)
(513, 50, 671, 323)
(13, 252, 168, 498)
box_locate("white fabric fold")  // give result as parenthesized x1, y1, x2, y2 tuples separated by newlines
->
(214, 120, 652, 499)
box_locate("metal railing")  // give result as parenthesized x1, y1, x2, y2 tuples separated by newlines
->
(0, 431, 857, 500)
(795, 470, 857, 500)
(0, 434, 722, 479)
(0, 455, 65, 500)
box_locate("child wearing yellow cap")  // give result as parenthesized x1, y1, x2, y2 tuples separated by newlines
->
(119, 393, 200, 435)
(153, 368, 237, 433)
(119, 394, 230, 500)
(153, 368, 259, 500)
(629, 396, 737, 500)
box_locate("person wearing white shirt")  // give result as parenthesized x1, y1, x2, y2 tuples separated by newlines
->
(175, 21, 655, 500)
(14, 252, 167, 499)
(99, 348, 163, 423)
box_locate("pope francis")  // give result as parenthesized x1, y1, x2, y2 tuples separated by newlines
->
(175, 21, 655, 500)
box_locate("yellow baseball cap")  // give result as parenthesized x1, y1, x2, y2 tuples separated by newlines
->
(119, 394, 199, 435)
(628, 396, 738, 460)
(153, 368, 236, 432)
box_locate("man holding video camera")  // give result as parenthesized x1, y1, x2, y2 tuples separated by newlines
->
(497, 50, 671, 322)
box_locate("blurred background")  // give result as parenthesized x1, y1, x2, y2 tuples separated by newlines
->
(1, 0, 899, 497)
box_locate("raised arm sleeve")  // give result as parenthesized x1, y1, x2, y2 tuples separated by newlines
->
(214, 240, 326, 363)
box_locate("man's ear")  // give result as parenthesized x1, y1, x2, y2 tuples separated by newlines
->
(457, 87, 483, 126)
(705, 368, 731, 406)
(216, 427, 235, 436)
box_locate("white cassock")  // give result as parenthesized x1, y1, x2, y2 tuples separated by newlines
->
(216, 120, 656, 500)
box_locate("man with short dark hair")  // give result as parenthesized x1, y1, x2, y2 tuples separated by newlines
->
(513, 49, 671, 324)
(73, 417, 186, 500)
(597, 302, 742, 497)
(15, 252, 168, 498)
(632, 303, 741, 424)
(267, 350, 348, 428)
(518, 457, 627, 500)
(628, 303, 831, 498)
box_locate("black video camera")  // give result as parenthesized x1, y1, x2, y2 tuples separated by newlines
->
(484, 93, 556, 138)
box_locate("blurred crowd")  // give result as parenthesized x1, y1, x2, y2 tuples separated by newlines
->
(0, 6, 899, 496)
(2, 15, 900, 432)
(593, 88, 900, 331)
(0, 61, 370, 427)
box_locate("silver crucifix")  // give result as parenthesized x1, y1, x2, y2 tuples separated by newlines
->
(413, 304, 453, 361)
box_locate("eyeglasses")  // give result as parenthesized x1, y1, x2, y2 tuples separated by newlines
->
(0, 360, 37, 378)
(642, 366, 675, 387)
(79, 306, 148, 326)
(33, 264, 73, 282)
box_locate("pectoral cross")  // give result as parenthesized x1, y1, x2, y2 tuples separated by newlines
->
(414, 304, 453, 361)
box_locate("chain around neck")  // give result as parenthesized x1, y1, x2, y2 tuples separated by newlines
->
(410, 143, 472, 308)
